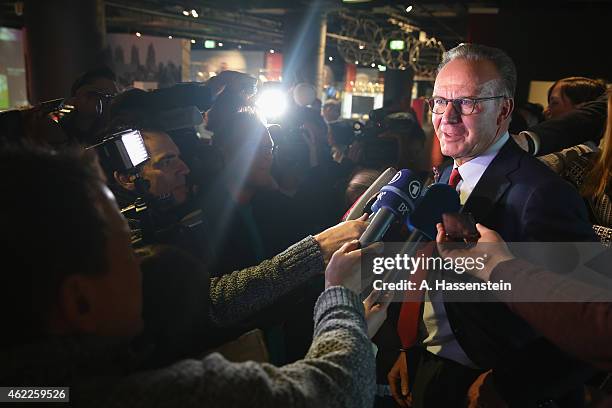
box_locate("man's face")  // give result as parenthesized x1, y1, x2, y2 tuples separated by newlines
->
(140, 131, 191, 205)
(544, 84, 575, 120)
(432, 59, 510, 164)
(87, 185, 143, 337)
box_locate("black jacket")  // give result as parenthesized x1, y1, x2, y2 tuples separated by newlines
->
(440, 138, 597, 405)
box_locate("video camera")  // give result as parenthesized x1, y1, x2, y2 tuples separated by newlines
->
(352, 108, 423, 168)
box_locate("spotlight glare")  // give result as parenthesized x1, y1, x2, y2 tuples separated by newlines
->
(270, 49, 275, 54)
(256, 89, 288, 119)
(371, 63, 376, 67)
(328, 56, 333, 61)
(218, 42, 224, 47)
(135, 32, 141, 37)
(190, 39, 196, 44)
(182, 10, 189, 16)
(406, 5, 413, 12)
(168, 35, 173, 39)
(191, 9, 198, 18)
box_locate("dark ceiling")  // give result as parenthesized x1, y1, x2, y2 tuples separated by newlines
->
(0, 0, 505, 50)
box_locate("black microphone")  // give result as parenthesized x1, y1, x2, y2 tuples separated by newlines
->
(365, 183, 461, 302)
(399, 183, 462, 259)
(358, 169, 424, 247)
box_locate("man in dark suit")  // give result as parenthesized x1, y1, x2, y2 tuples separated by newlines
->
(387, 43, 598, 408)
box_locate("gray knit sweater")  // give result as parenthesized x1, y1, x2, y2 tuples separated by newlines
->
(0, 287, 376, 408)
(208, 235, 324, 326)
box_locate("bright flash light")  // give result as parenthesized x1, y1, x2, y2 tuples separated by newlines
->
(256, 89, 288, 119)
(135, 32, 141, 37)
(191, 9, 198, 18)
(406, 5, 413, 12)
(182, 10, 189, 16)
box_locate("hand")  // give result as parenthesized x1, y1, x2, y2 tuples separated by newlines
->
(387, 352, 412, 407)
(314, 214, 369, 264)
(435, 223, 514, 282)
(511, 133, 529, 152)
(324, 240, 362, 293)
(466, 370, 508, 408)
(363, 290, 392, 338)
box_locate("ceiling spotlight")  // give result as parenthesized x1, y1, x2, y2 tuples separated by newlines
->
(218, 42, 223, 47)
(197, 71, 204, 77)
(191, 9, 198, 18)
(168, 35, 173, 39)
(371, 63, 376, 67)
(358, 44, 365, 50)
(135, 32, 141, 37)
(328, 56, 333, 61)
(237, 44, 242, 49)
(354, 60, 359, 65)
(182, 10, 189, 16)
(269, 49, 275, 54)
(406, 5, 413, 13)
(190, 39, 196, 44)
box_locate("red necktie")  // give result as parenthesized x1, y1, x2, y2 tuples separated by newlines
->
(448, 168, 462, 189)
(396, 242, 435, 348)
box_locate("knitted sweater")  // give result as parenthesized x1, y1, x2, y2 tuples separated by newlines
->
(0, 287, 375, 408)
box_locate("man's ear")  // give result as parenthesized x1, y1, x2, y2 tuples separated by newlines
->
(55, 275, 98, 334)
(114, 171, 136, 191)
(497, 98, 514, 125)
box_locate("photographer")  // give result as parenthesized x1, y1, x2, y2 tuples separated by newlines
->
(0, 144, 377, 408)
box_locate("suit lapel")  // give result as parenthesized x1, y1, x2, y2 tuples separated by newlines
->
(461, 139, 521, 221)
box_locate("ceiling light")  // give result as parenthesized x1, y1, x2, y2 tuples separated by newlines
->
(328, 56, 333, 61)
(406, 5, 413, 13)
(182, 10, 189, 16)
(191, 9, 198, 18)
(191, 39, 196, 44)
(135, 32, 141, 37)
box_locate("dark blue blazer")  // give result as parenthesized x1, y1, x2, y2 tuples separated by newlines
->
(438, 138, 597, 404)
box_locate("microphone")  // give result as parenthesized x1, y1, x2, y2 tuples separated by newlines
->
(411, 183, 461, 239)
(400, 183, 462, 254)
(358, 169, 423, 247)
(364, 183, 460, 302)
(343, 167, 397, 221)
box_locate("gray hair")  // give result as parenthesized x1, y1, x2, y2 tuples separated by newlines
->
(437, 43, 517, 98)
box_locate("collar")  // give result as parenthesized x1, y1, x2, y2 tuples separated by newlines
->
(454, 132, 509, 201)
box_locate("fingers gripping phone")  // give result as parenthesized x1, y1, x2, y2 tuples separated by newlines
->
(442, 213, 480, 243)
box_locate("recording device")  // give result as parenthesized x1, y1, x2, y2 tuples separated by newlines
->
(358, 169, 423, 247)
(90, 128, 149, 174)
(442, 212, 480, 243)
(344, 167, 397, 221)
(37, 98, 76, 124)
(364, 183, 461, 303)
(353, 109, 424, 168)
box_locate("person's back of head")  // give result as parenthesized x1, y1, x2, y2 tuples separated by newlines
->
(70, 66, 118, 97)
(0, 145, 110, 348)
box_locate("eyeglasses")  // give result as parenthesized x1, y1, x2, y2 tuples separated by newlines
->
(426, 95, 507, 116)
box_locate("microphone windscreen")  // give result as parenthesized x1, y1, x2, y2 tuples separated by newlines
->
(410, 183, 461, 239)
(344, 167, 397, 220)
(371, 169, 423, 220)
